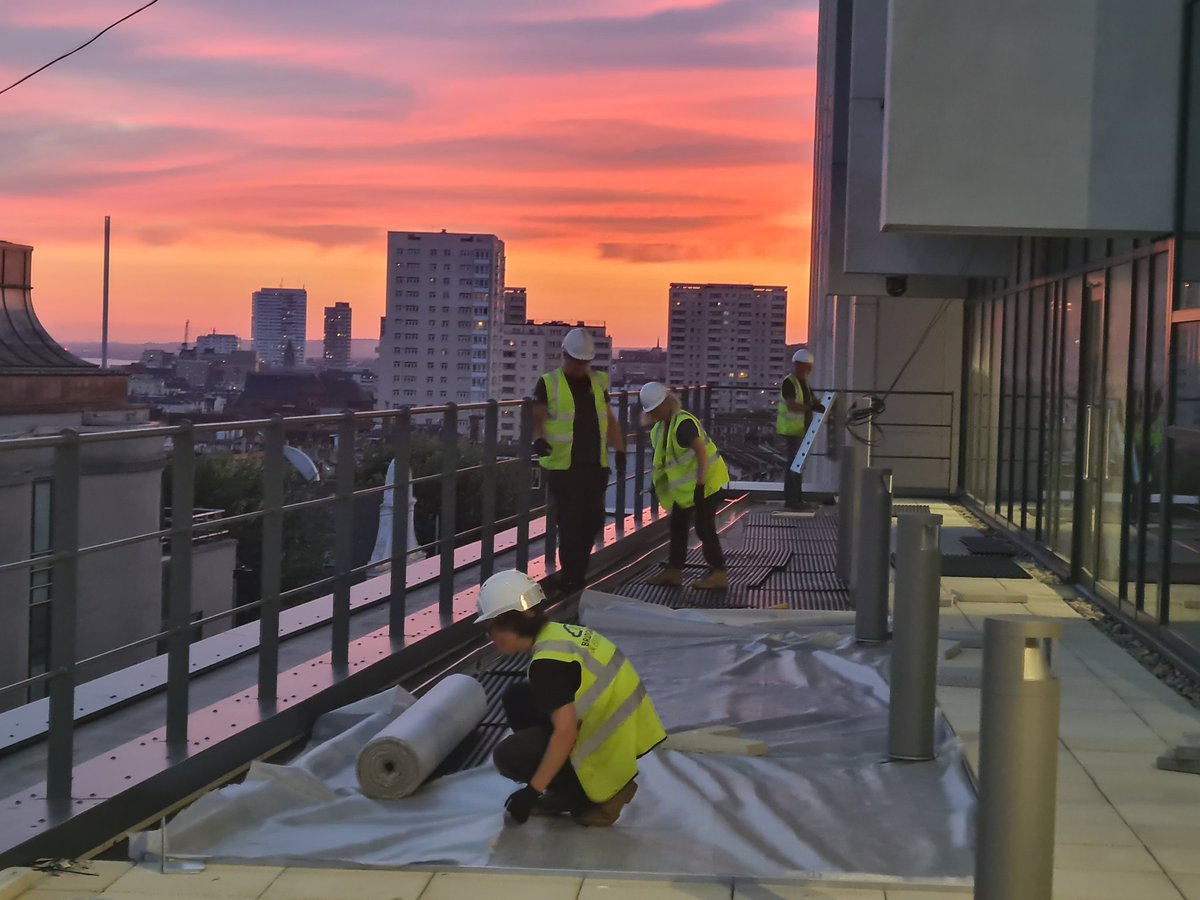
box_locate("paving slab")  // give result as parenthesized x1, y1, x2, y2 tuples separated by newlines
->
(425, 873, 584, 900)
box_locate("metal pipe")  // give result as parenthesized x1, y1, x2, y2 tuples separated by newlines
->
(480, 401, 498, 584)
(975, 616, 1062, 900)
(257, 416, 285, 703)
(439, 405, 459, 616)
(634, 404, 646, 521)
(389, 409, 411, 641)
(615, 391, 629, 533)
(516, 398, 533, 571)
(47, 429, 81, 801)
(101, 216, 110, 369)
(853, 466, 892, 644)
(332, 411, 356, 668)
(837, 438, 863, 584)
(165, 422, 195, 745)
(888, 512, 942, 761)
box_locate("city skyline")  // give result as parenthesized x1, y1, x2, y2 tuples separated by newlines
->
(0, 0, 817, 349)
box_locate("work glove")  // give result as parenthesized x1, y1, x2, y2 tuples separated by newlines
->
(812, 402, 827, 414)
(533, 437, 552, 458)
(614, 450, 627, 474)
(505, 785, 542, 824)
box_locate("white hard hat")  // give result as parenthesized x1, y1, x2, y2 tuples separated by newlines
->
(476, 569, 546, 623)
(640, 382, 668, 412)
(562, 327, 596, 361)
(792, 348, 815, 364)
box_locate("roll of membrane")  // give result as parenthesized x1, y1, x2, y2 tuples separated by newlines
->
(356, 673, 488, 800)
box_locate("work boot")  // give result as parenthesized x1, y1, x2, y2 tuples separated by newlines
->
(647, 568, 683, 587)
(573, 781, 638, 827)
(690, 569, 728, 591)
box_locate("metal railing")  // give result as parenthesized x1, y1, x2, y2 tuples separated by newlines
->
(701, 385, 957, 492)
(0, 386, 710, 803)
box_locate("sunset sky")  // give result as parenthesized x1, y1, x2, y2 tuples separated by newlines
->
(0, 0, 817, 349)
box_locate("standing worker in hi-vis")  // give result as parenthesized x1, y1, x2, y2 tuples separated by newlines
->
(640, 382, 731, 590)
(479, 570, 666, 827)
(777, 348, 825, 510)
(532, 327, 625, 592)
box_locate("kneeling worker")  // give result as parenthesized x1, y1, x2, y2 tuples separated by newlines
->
(478, 569, 666, 826)
(641, 383, 731, 590)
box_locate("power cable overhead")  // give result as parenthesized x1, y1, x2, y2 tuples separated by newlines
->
(0, 0, 163, 98)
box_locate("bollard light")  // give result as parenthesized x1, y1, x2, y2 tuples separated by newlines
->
(888, 512, 942, 761)
(975, 615, 1062, 900)
(853, 466, 892, 644)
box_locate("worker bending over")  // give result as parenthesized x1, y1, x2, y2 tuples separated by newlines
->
(480, 570, 666, 826)
(777, 348, 825, 510)
(641, 383, 731, 590)
(532, 328, 625, 592)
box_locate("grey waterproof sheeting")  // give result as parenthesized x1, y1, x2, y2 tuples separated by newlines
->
(130, 594, 976, 881)
(356, 674, 487, 799)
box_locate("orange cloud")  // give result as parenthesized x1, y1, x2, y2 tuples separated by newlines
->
(0, 0, 816, 348)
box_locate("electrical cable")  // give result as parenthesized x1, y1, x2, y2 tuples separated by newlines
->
(0, 0, 163, 98)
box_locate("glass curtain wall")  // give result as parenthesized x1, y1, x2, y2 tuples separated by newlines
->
(963, 236, 1194, 659)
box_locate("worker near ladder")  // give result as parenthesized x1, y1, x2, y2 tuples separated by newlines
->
(478, 570, 666, 827)
(777, 348, 825, 510)
(532, 327, 625, 592)
(641, 383, 731, 590)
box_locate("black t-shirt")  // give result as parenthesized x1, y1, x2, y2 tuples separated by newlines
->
(528, 659, 582, 714)
(673, 416, 699, 452)
(533, 372, 609, 469)
(781, 377, 812, 402)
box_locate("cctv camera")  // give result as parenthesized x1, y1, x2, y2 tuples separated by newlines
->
(885, 276, 908, 297)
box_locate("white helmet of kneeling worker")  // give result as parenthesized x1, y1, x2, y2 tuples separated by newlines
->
(476, 569, 546, 623)
(792, 348, 815, 364)
(639, 381, 668, 412)
(562, 327, 596, 361)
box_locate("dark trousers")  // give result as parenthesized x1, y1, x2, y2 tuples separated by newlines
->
(668, 491, 726, 570)
(784, 436, 805, 509)
(546, 466, 608, 587)
(492, 682, 591, 812)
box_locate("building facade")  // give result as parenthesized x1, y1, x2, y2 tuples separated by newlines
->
(491, 320, 611, 444)
(0, 241, 234, 709)
(195, 332, 240, 355)
(806, 0, 1200, 668)
(667, 283, 788, 412)
(377, 231, 505, 410)
(251, 288, 307, 368)
(611, 344, 668, 389)
(323, 302, 352, 370)
(502, 287, 527, 325)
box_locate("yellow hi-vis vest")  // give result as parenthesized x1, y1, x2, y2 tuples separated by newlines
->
(650, 410, 729, 511)
(776, 373, 812, 436)
(530, 622, 666, 803)
(539, 368, 609, 471)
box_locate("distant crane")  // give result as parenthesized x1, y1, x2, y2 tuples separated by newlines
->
(181, 319, 190, 351)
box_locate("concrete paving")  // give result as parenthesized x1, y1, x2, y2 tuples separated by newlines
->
(4, 499, 1200, 899)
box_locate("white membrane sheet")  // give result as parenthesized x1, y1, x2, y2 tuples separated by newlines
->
(131, 594, 976, 880)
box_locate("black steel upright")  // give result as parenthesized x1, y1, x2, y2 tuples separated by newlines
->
(47, 429, 81, 801)
(258, 416, 285, 703)
(480, 400, 498, 584)
(439, 404, 458, 616)
(389, 408, 411, 642)
(332, 410, 356, 668)
(166, 423, 195, 745)
(516, 397, 533, 571)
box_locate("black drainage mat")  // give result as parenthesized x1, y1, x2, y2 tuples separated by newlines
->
(940, 555, 1031, 579)
(632, 566, 774, 588)
(739, 590, 854, 611)
(617, 583, 851, 611)
(893, 504, 932, 515)
(743, 512, 802, 528)
(960, 535, 1019, 556)
(432, 723, 509, 777)
(670, 548, 793, 569)
(784, 553, 840, 574)
(756, 571, 849, 592)
(740, 537, 836, 555)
